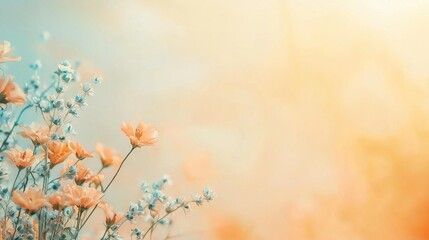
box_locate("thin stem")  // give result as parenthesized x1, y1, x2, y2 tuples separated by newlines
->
(75, 209, 83, 239)
(142, 201, 196, 239)
(142, 210, 175, 239)
(4, 169, 22, 239)
(10, 169, 22, 193)
(77, 147, 135, 234)
(103, 147, 135, 193)
(11, 168, 31, 239)
(101, 227, 110, 239)
(0, 104, 32, 152)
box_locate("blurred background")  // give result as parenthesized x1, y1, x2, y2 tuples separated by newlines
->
(2, 0, 429, 239)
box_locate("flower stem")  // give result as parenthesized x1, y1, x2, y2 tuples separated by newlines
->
(103, 147, 135, 193)
(77, 147, 136, 234)
(101, 227, 110, 239)
(0, 104, 32, 152)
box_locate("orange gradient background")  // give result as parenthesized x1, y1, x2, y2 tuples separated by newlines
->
(2, 0, 429, 239)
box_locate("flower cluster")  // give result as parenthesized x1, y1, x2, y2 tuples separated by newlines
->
(0, 41, 215, 240)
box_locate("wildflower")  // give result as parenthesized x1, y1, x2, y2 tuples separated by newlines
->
(56, 60, 73, 74)
(47, 141, 72, 168)
(140, 181, 149, 193)
(48, 192, 66, 210)
(69, 108, 79, 117)
(19, 124, 51, 146)
(121, 122, 158, 148)
(183, 202, 192, 211)
(0, 41, 21, 63)
(99, 202, 125, 227)
(69, 141, 93, 160)
(92, 77, 103, 85)
(0, 75, 26, 107)
(164, 202, 177, 213)
(131, 228, 142, 239)
(192, 194, 204, 206)
(64, 123, 76, 135)
(29, 60, 42, 70)
(39, 99, 52, 112)
(62, 160, 94, 185)
(82, 82, 94, 96)
(66, 99, 74, 109)
(203, 187, 215, 201)
(52, 182, 61, 190)
(12, 187, 48, 214)
(96, 143, 121, 168)
(62, 164, 77, 180)
(91, 174, 104, 188)
(152, 175, 171, 190)
(3, 147, 38, 169)
(62, 183, 103, 210)
(55, 86, 65, 94)
(63, 207, 74, 218)
(74, 94, 86, 107)
(52, 116, 61, 126)
(61, 72, 74, 83)
(53, 99, 64, 109)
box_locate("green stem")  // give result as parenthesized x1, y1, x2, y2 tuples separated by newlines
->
(142, 201, 196, 239)
(10, 169, 22, 192)
(77, 147, 135, 235)
(0, 104, 32, 152)
(103, 147, 135, 193)
(101, 227, 110, 239)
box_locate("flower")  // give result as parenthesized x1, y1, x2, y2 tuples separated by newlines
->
(62, 184, 103, 210)
(47, 141, 72, 168)
(3, 147, 38, 169)
(0, 41, 21, 63)
(12, 187, 48, 214)
(69, 141, 93, 160)
(0, 75, 25, 107)
(48, 192, 66, 210)
(19, 124, 51, 146)
(99, 202, 125, 226)
(96, 143, 121, 168)
(62, 160, 94, 185)
(91, 173, 104, 188)
(192, 194, 204, 206)
(121, 122, 158, 148)
(56, 60, 73, 74)
(92, 76, 103, 85)
(203, 187, 216, 201)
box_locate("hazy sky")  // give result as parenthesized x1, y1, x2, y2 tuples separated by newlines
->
(2, 1, 429, 239)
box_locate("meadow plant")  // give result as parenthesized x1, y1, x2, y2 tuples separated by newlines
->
(0, 41, 215, 240)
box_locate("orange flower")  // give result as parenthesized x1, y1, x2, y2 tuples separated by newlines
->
(48, 192, 66, 210)
(0, 41, 21, 63)
(96, 143, 121, 168)
(91, 174, 104, 188)
(3, 147, 38, 169)
(0, 75, 25, 107)
(0, 219, 14, 239)
(19, 124, 51, 146)
(62, 160, 94, 185)
(69, 141, 93, 160)
(47, 141, 72, 168)
(62, 183, 103, 210)
(12, 187, 48, 214)
(121, 122, 158, 148)
(99, 202, 125, 226)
